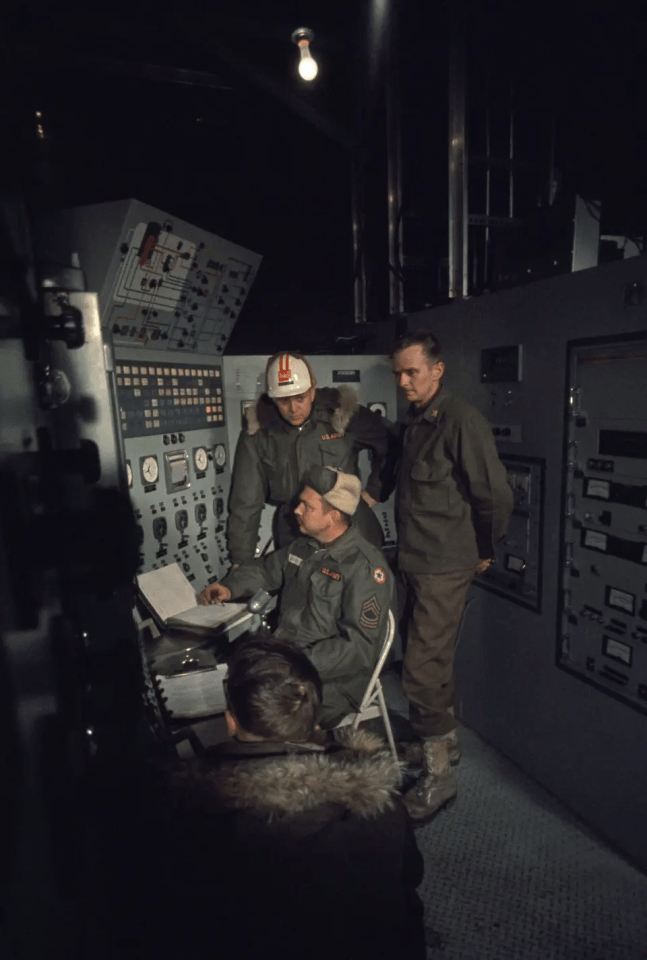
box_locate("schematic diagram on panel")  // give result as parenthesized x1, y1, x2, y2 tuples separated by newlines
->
(559, 335, 647, 714)
(104, 209, 261, 354)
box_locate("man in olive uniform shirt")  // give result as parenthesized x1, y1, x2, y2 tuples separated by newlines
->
(392, 331, 513, 822)
(202, 466, 392, 727)
(227, 351, 390, 563)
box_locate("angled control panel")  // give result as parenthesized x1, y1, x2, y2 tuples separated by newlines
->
(46, 200, 263, 586)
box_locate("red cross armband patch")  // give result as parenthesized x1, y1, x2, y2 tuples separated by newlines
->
(373, 567, 387, 584)
(359, 595, 381, 630)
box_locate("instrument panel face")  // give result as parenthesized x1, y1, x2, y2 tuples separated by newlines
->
(115, 347, 233, 588)
(108, 220, 258, 355)
(475, 455, 545, 611)
(46, 200, 262, 358)
(559, 335, 647, 714)
(116, 360, 225, 437)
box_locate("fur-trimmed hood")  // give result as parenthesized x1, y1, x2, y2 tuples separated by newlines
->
(244, 386, 359, 438)
(168, 728, 403, 821)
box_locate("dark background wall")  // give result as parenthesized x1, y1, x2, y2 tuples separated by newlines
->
(2, 0, 647, 349)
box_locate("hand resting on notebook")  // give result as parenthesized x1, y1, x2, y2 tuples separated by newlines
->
(199, 583, 232, 605)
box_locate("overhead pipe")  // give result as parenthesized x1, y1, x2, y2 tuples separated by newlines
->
(448, 0, 468, 299)
(386, 0, 404, 316)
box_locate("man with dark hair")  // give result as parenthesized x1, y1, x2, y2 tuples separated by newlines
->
(140, 638, 425, 960)
(223, 635, 323, 742)
(227, 350, 392, 563)
(392, 329, 513, 822)
(201, 466, 392, 727)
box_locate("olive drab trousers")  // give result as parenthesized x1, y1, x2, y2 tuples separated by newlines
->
(401, 569, 474, 739)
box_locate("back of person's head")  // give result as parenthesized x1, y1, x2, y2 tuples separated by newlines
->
(226, 637, 322, 742)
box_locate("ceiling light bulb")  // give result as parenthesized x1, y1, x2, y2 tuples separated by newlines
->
(298, 41, 318, 81)
(292, 28, 318, 82)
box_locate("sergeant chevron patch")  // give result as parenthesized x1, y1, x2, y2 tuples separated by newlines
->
(359, 595, 381, 629)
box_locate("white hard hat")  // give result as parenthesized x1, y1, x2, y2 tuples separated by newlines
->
(266, 354, 313, 399)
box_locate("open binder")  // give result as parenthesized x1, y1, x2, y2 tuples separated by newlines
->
(137, 563, 249, 637)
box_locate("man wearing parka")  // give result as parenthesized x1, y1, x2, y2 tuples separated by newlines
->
(227, 350, 392, 564)
(139, 638, 426, 960)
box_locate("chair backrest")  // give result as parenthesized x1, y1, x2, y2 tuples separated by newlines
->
(355, 609, 396, 714)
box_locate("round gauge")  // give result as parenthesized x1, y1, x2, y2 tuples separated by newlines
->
(126, 460, 133, 488)
(213, 443, 227, 468)
(141, 455, 159, 484)
(193, 446, 209, 473)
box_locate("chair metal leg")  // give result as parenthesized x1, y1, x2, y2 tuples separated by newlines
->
(376, 680, 398, 762)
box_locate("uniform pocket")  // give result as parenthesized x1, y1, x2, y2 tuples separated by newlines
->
(260, 453, 286, 501)
(319, 438, 350, 469)
(410, 459, 449, 514)
(309, 569, 344, 603)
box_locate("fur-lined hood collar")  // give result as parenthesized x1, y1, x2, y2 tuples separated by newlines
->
(170, 728, 403, 820)
(244, 386, 359, 438)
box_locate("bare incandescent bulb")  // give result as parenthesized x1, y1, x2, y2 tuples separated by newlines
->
(298, 40, 318, 80)
(292, 28, 318, 81)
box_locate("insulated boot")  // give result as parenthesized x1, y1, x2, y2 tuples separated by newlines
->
(403, 735, 457, 823)
(445, 707, 462, 765)
(445, 728, 462, 765)
(401, 726, 461, 767)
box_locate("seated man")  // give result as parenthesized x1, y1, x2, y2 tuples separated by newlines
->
(201, 466, 393, 727)
(143, 638, 426, 960)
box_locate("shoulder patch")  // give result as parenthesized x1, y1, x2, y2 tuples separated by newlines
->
(373, 567, 387, 584)
(359, 595, 381, 630)
(320, 566, 341, 581)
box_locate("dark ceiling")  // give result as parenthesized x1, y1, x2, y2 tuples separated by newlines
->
(1, 0, 646, 350)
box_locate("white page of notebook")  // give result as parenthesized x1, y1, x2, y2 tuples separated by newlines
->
(137, 564, 200, 623)
(167, 602, 248, 629)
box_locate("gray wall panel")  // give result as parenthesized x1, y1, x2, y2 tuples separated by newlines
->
(405, 256, 647, 868)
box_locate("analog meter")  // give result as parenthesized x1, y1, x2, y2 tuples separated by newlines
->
(126, 460, 133, 488)
(213, 443, 227, 468)
(193, 446, 209, 473)
(141, 456, 159, 484)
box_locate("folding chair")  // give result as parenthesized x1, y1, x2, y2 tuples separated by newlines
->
(334, 609, 398, 761)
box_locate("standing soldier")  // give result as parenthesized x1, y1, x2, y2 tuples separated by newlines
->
(392, 330, 513, 822)
(227, 351, 392, 564)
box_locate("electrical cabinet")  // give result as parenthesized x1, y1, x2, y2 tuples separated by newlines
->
(559, 334, 647, 712)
